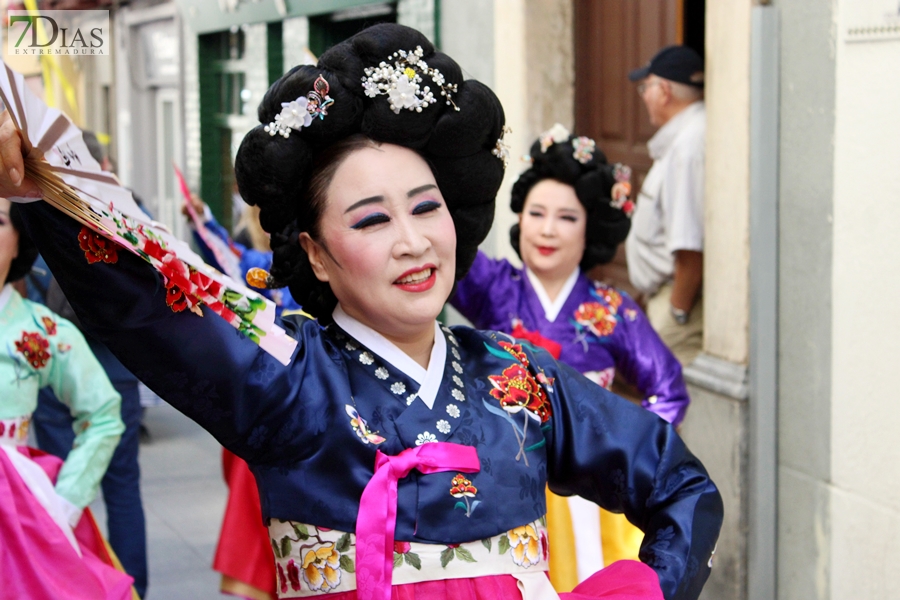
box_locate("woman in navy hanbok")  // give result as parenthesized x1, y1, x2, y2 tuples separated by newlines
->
(451, 125, 689, 588)
(3, 24, 721, 600)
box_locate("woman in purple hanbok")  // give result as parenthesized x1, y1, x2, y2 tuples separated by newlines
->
(451, 125, 690, 591)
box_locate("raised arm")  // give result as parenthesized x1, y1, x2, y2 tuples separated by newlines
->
(542, 355, 721, 600)
(609, 292, 690, 426)
(0, 118, 308, 465)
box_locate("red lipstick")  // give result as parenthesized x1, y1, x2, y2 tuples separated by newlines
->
(394, 265, 437, 292)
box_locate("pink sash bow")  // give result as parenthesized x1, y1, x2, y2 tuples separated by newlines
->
(355, 442, 480, 600)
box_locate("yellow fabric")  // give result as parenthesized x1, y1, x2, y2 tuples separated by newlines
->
(546, 489, 578, 592)
(546, 489, 644, 591)
(23, 0, 81, 117)
(599, 509, 643, 566)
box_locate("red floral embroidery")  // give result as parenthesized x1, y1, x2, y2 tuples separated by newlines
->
(498, 341, 529, 366)
(597, 286, 623, 310)
(450, 474, 478, 497)
(41, 316, 57, 336)
(394, 541, 411, 554)
(0, 422, 4, 436)
(15, 331, 51, 369)
(573, 301, 617, 337)
(164, 281, 190, 312)
(277, 562, 287, 594)
(488, 363, 552, 423)
(540, 529, 549, 561)
(159, 252, 225, 315)
(287, 558, 302, 591)
(78, 226, 119, 264)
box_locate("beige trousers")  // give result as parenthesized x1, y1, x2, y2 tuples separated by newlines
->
(645, 282, 703, 366)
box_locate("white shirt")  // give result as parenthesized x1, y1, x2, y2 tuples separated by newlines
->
(626, 101, 706, 296)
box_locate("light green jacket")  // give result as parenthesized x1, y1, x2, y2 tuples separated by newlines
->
(0, 284, 124, 508)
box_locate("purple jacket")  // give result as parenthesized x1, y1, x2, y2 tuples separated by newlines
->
(451, 252, 689, 426)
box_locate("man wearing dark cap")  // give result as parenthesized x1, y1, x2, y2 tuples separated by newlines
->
(626, 45, 706, 366)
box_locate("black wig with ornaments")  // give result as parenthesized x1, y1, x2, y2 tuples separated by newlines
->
(508, 133, 631, 272)
(234, 24, 506, 322)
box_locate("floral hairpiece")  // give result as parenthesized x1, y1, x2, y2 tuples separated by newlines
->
(492, 125, 512, 169)
(610, 163, 634, 216)
(361, 46, 459, 114)
(571, 136, 596, 164)
(264, 75, 334, 138)
(539, 123, 570, 153)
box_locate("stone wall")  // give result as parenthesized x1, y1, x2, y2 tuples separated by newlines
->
(682, 358, 749, 600)
(829, 1, 900, 597)
(773, 0, 836, 597)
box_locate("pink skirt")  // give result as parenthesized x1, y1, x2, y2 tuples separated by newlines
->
(319, 560, 663, 599)
(0, 446, 134, 600)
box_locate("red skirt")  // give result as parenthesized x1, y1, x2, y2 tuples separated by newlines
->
(214, 448, 277, 599)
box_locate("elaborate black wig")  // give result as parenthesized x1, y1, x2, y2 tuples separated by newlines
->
(234, 24, 506, 321)
(5, 203, 39, 284)
(509, 130, 631, 272)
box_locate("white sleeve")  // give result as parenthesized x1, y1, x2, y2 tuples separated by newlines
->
(662, 141, 705, 254)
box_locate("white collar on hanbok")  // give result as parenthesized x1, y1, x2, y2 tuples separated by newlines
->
(332, 305, 447, 410)
(524, 266, 580, 323)
(0, 284, 14, 314)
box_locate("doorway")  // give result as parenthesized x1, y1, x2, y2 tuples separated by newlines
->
(574, 0, 705, 296)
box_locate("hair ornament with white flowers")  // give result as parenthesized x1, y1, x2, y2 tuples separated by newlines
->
(361, 45, 459, 114)
(264, 75, 335, 139)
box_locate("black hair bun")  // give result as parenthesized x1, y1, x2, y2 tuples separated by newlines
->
(508, 125, 631, 271)
(234, 23, 507, 320)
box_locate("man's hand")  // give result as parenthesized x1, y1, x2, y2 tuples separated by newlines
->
(671, 249, 703, 313)
(0, 111, 42, 200)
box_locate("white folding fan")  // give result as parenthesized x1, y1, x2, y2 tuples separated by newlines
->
(0, 61, 297, 365)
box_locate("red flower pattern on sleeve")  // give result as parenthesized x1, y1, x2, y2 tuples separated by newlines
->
(78, 226, 119, 264)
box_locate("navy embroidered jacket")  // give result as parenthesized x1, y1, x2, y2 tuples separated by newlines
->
(19, 202, 722, 600)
